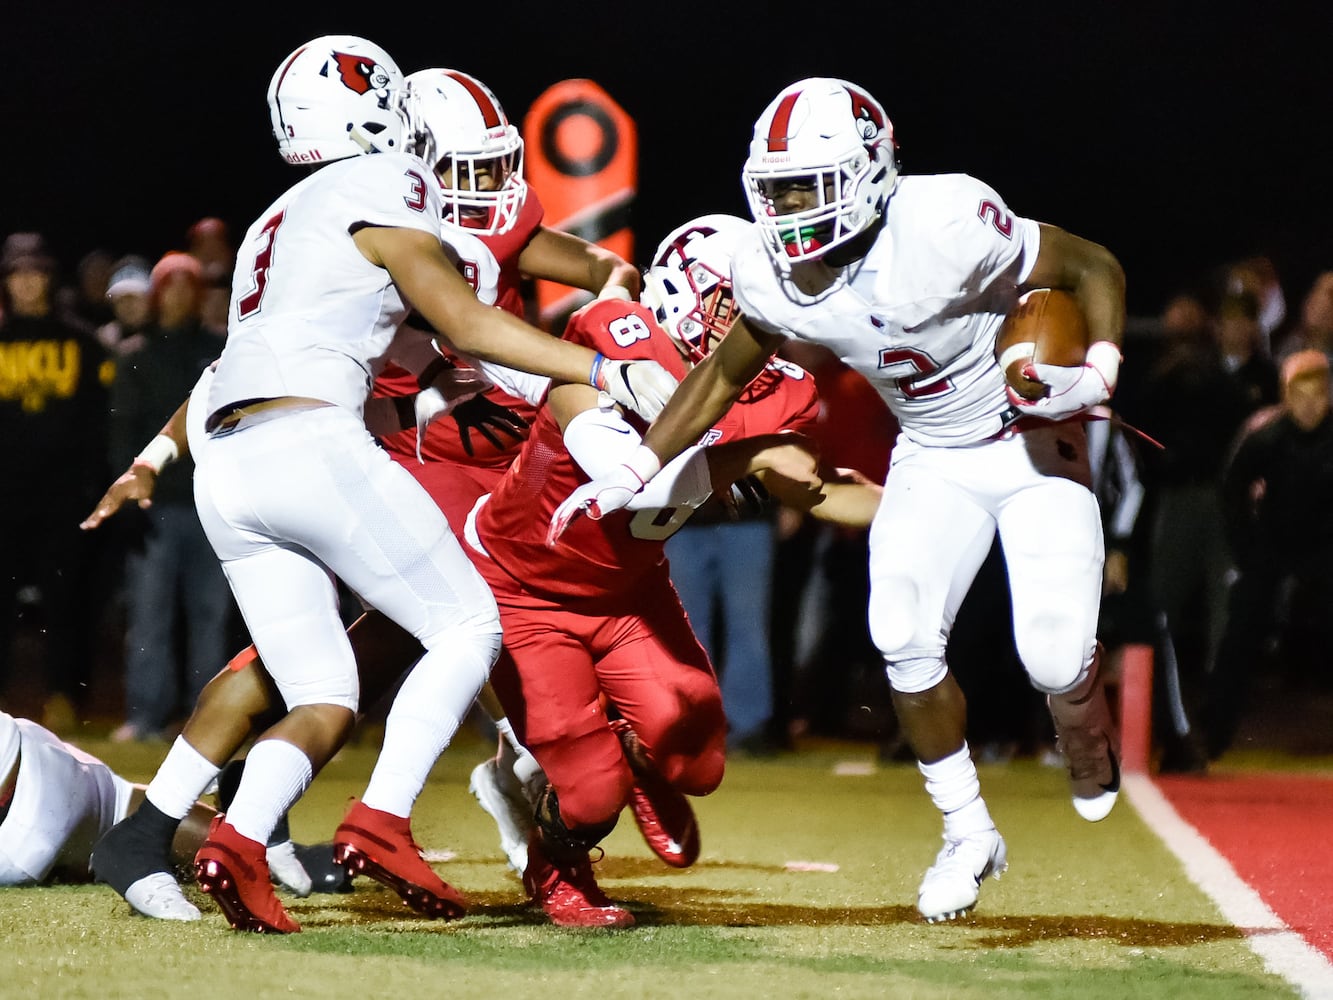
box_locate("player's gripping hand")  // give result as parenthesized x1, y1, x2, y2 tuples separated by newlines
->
(590, 354, 677, 421)
(1008, 341, 1121, 420)
(452, 394, 529, 457)
(546, 445, 661, 547)
(414, 366, 493, 461)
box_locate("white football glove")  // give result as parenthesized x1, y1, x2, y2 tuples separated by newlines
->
(590, 354, 678, 420)
(1008, 341, 1121, 421)
(413, 388, 449, 464)
(547, 445, 661, 547)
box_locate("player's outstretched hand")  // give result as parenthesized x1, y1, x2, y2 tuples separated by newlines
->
(592, 356, 677, 421)
(547, 445, 661, 548)
(81, 464, 157, 530)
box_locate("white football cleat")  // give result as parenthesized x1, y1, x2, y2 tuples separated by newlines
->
(1069, 746, 1120, 822)
(123, 872, 201, 921)
(917, 827, 1008, 924)
(267, 839, 314, 897)
(469, 758, 533, 875)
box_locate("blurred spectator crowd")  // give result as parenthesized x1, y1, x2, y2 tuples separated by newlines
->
(1, 221, 1329, 774)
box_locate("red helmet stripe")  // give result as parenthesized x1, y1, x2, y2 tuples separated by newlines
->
(274, 45, 308, 95)
(655, 225, 717, 266)
(445, 71, 503, 128)
(767, 92, 802, 152)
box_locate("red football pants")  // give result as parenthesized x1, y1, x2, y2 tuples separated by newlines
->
(478, 562, 727, 829)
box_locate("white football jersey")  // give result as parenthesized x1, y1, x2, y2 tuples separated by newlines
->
(437, 227, 549, 406)
(440, 227, 501, 308)
(734, 174, 1041, 447)
(209, 152, 444, 418)
(0, 714, 132, 884)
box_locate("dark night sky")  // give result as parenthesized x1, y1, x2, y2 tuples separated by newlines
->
(8, 2, 1332, 315)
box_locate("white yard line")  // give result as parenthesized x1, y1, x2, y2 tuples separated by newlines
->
(1125, 773, 1333, 999)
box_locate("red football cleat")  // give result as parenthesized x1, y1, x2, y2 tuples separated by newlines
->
(523, 835, 634, 929)
(332, 801, 467, 919)
(194, 816, 300, 934)
(609, 719, 700, 868)
(627, 777, 700, 868)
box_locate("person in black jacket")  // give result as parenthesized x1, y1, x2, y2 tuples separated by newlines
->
(1206, 349, 1333, 757)
(108, 252, 234, 742)
(1136, 295, 1253, 761)
(0, 232, 112, 731)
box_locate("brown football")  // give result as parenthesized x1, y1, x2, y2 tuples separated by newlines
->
(995, 289, 1089, 400)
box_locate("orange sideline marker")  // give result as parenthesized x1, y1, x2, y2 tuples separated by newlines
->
(523, 79, 637, 329)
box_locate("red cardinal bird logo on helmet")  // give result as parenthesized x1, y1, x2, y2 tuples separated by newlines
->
(846, 87, 886, 142)
(332, 52, 391, 95)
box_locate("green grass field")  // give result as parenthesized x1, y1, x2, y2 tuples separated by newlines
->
(0, 729, 1302, 1000)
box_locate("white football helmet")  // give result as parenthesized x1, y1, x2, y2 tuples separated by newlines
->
(742, 78, 898, 262)
(406, 69, 527, 236)
(267, 35, 409, 165)
(642, 215, 751, 359)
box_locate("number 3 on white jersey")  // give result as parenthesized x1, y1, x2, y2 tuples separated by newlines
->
(237, 210, 286, 320)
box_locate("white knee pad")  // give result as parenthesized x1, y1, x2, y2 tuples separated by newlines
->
(392, 622, 501, 730)
(869, 575, 925, 657)
(418, 592, 501, 655)
(275, 662, 360, 713)
(886, 654, 949, 695)
(1019, 613, 1096, 694)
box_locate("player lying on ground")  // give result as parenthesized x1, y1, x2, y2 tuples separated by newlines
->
(0, 711, 311, 915)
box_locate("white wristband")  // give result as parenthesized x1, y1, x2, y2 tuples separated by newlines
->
(998, 342, 1036, 372)
(134, 434, 179, 474)
(625, 444, 662, 484)
(597, 284, 633, 302)
(1086, 341, 1122, 391)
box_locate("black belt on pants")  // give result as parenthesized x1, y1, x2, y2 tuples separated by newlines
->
(204, 398, 271, 435)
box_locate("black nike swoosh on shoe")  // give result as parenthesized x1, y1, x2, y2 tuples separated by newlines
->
(1101, 748, 1121, 794)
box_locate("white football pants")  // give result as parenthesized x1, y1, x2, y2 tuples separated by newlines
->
(193, 405, 500, 712)
(868, 422, 1103, 695)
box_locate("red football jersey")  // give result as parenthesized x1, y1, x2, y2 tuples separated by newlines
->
(485, 187, 545, 318)
(476, 298, 820, 601)
(374, 191, 546, 469)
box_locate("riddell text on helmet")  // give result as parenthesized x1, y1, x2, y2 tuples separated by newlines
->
(283, 149, 326, 165)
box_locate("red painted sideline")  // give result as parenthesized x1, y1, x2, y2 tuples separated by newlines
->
(1156, 773, 1333, 961)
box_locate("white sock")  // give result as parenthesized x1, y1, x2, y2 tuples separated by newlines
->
(494, 717, 521, 765)
(512, 752, 546, 807)
(224, 740, 312, 845)
(144, 737, 222, 820)
(918, 743, 994, 839)
(362, 644, 490, 817)
(493, 717, 541, 794)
